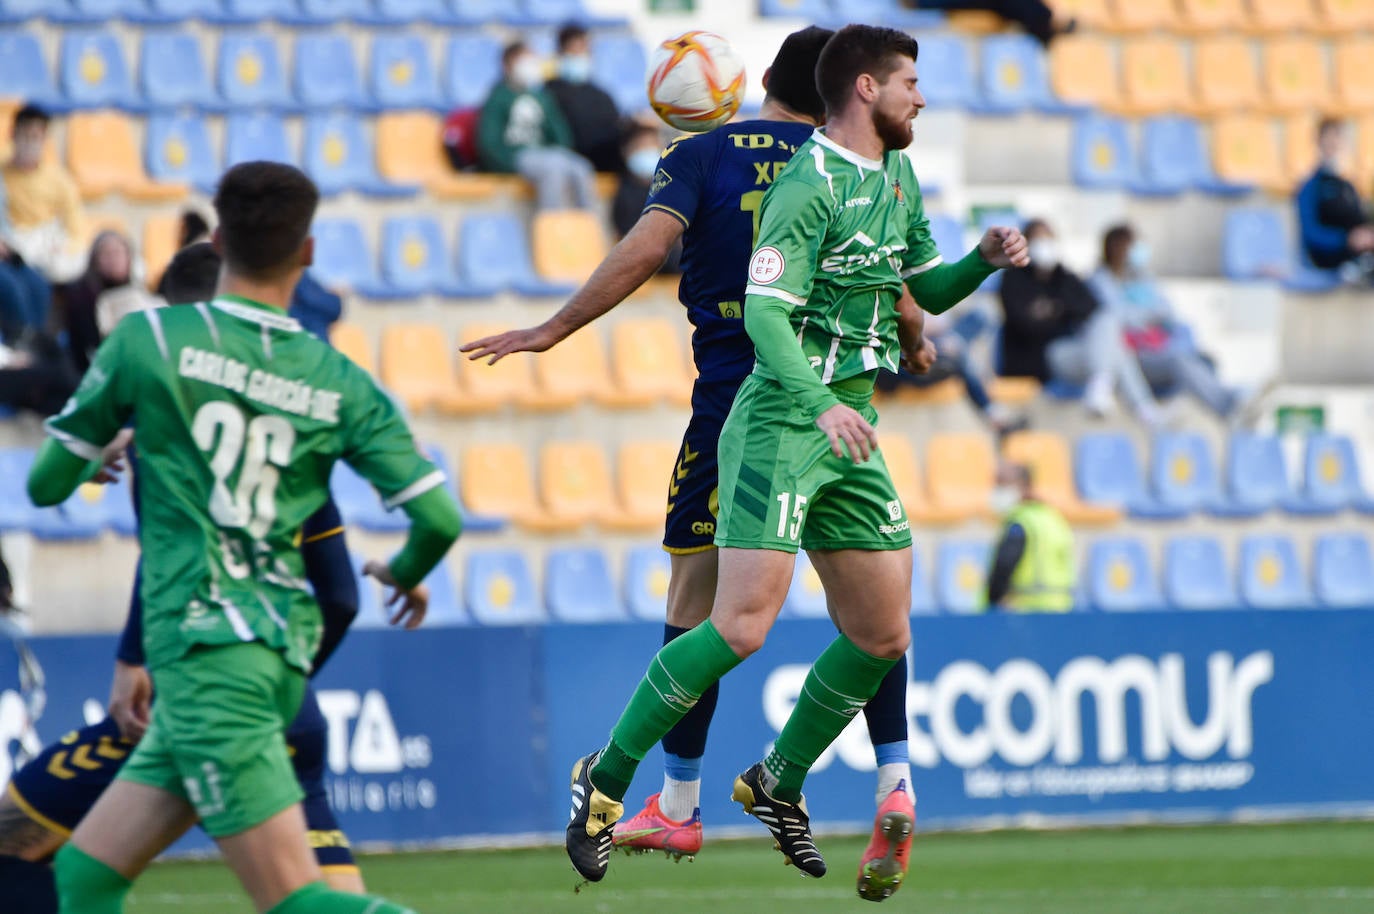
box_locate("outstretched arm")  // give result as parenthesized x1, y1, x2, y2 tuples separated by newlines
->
(905, 228, 1029, 315)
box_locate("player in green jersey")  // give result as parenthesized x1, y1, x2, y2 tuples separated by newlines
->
(565, 24, 1028, 889)
(28, 162, 461, 914)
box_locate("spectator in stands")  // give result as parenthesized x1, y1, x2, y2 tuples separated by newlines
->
(0, 542, 12, 614)
(984, 461, 1074, 613)
(902, 0, 1076, 46)
(545, 24, 625, 174)
(999, 218, 1164, 425)
(611, 122, 681, 273)
(0, 168, 51, 344)
(1089, 223, 1244, 419)
(1, 104, 85, 281)
(478, 42, 597, 211)
(1296, 118, 1374, 281)
(57, 231, 157, 374)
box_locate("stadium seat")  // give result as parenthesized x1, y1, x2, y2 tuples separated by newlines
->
(101, 470, 138, 536)
(1193, 37, 1262, 115)
(1104, 0, 1173, 31)
(330, 322, 375, 374)
(1176, 0, 1246, 32)
(1221, 207, 1290, 281)
(67, 112, 186, 201)
(452, 212, 567, 297)
(0, 32, 63, 110)
(294, 34, 371, 112)
(28, 491, 106, 540)
(608, 319, 692, 409)
(419, 559, 465, 626)
(330, 460, 408, 532)
(1138, 116, 1244, 196)
(546, 547, 624, 622)
(145, 114, 218, 194)
(372, 216, 462, 299)
(303, 113, 405, 198)
(1051, 0, 1110, 27)
(518, 0, 625, 26)
(1239, 534, 1311, 609)
(1146, 432, 1220, 514)
(289, 0, 370, 23)
(783, 553, 827, 619)
(1048, 35, 1117, 112)
(359, 0, 450, 23)
(460, 443, 543, 530)
(129, 0, 222, 21)
(0, 449, 36, 531)
(879, 433, 965, 525)
(1224, 432, 1327, 516)
(1312, 533, 1374, 608)
(591, 33, 649, 114)
(926, 213, 966, 260)
(974, 35, 1061, 114)
(217, 33, 293, 110)
(1001, 431, 1121, 525)
(224, 111, 293, 168)
(0, 0, 61, 21)
(210, 0, 303, 23)
(1244, 0, 1317, 34)
(910, 35, 977, 110)
(378, 323, 458, 413)
(624, 544, 671, 621)
(1281, 112, 1327, 190)
(1262, 38, 1328, 115)
(311, 218, 384, 293)
(142, 214, 180, 289)
(531, 210, 608, 286)
(1315, 0, 1374, 32)
(375, 111, 503, 199)
(758, 0, 828, 18)
(1332, 38, 1374, 117)
(60, 31, 139, 110)
(615, 440, 677, 532)
(370, 33, 444, 110)
(924, 433, 996, 522)
(442, 0, 504, 24)
(517, 328, 614, 410)
(1163, 536, 1238, 610)
(1074, 432, 1186, 520)
(1088, 538, 1162, 612)
(1302, 434, 1374, 513)
(936, 540, 989, 614)
(449, 322, 536, 414)
(347, 552, 387, 628)
(1070, 115, 1138, 190)
(910, 546, 937, 615)
(443, 33, 502, 110)
(1119, 38, 1193, 117)
(465, 550, 543, 626)
(139, 32, 218, 110)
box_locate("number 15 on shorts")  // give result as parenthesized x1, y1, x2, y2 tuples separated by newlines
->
(776, 492, 808, 542)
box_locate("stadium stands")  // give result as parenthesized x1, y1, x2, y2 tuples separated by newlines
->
(1087, 537, 1163, 612)
(936, 540, 990, 614)
(1239, 534, 1312, 609)
(465, 550, 543, 625)
(546, 547, 623, 622)
(1163, 535, 1238, 610)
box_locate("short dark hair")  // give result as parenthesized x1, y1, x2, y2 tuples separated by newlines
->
(212, 162, 318, 281)
(178, 209, 211, 250)
(1317, 117, 1345, 140)
(621, 121, 660, 151)
(1102, 223, 1133, 264)
(1022, 217, 1050, 239)
(765, 26, 834, 121)
(815, 25, 919, 116)
(13, 103, 50, 132)
(557, 24, 588, 52)
(162, 242, 222, 306)
(502, 41, 528, 69)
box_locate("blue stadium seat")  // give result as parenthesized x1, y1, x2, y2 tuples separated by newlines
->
(1075, 432, 1187, 520)
(374, 216, 465, 299)
(225, 112, 292, 168)
(128, 0, 222, 21)
(60, 31, 140, 110)
(910, 546, 937, 615)
(1088, 538, 1163, 612)
(145, 114, 219, 194)
(103, 470, 138, 537)
(546, 547, 624, 622)
(370, 34, 445, 111)
(358, 0, 450, 23)
(466, 551, 543, 625)
(974, 35, 1067, 115)
(1313, 533, 1374, 609)
(286, 0, 369, 22)
(1221, 208, 1290, 282)
(140, 32, 218, 111)
(1163, 535, 1237, 610)
(330, 460, 410, 532)
(911, 35, 976, 110)
(827, 0, 943, 28)
(1302, 434, 1374, 514)
(0, 32, 64, 111)
(28, 477, 108, 541)
(443, 33, 502, 111)
(936, 540, 989, 614)
(758, 0, 827, 18)
(1071, 115, 1138, 190)
(1149, 432, 1255, 517)
(218, 33, 293, 111)
(347, 552, 387, 628)
(311, 218, 384, 294)
(1137, 117, 1247, 197)
(0, 0, 61, 21)
(926, 213, 965, 260)
(1239, 534, 1311, 609)
(303, 113, 408, 198)
(444, 0, 504, 24)
(515, 0, 625, 25)
(624, 544, 670, 621)
(454, 213, 571, 297)
(48, 0, 138, 26)
(0, 449, 36, 532)
(295, 34, 371, 112)
(209, 0, 301, 23)
(420, 559, 465, 625)
(1224, 433, 1327, 516)
(783, 553, 827, 619)
(591, 34, 648, 114)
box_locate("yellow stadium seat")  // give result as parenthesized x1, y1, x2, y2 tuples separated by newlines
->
(1177, 0, 1248, 33)
(1048, 36, 1119, 112)
(0, 100, 19, 162)
(531, 210, 608, 285)
(1262, 38, 1329, 114)
(879, 433, 966, 526)
(1244, 0, 1317, 33)
(1356, 116, 1374, 197)
(67, 112, 186, 202)
(945, 10, 1007, 34)
(925, 433, 997, 522)
(1120, 39, 1195, 116)
(379, 323, 458, 414)
(880, 378, 964, 406)
(1105, 0, 1175, 32)
(606, 318, 691, 409)
(1314, 0, 1374, 32)
(615, 440, 677, 533)
(1194, 37, 1262, 115)
(538, 441, 616, 530)
(141, 214, 181, 292)
(1054, 0, 1113, 29)
(517, 328, 616, 411)
(330, 322, 375, 375)
(461, 444, 565, 532)
(987, 376, 1041, 407)
(1001, 431, 1122, 525)
(1211, 115, 1286, 191)
(375, 112, 507, 200)
(1332, 38, 1374, 117)
(448, 322, 535, 415)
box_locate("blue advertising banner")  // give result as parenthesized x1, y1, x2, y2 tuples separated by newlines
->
(3, 610, 1372, 851)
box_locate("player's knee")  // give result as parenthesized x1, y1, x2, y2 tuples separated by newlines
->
(712, 615, 768, 658)
(852, 628, 910, 661)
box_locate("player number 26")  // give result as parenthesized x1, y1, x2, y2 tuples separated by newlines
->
(192, 401, 296, 538)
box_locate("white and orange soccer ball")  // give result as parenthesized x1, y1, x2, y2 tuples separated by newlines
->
(646, 31, 747, 133)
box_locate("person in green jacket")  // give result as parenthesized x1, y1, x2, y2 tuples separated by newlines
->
(477, 42, 597, 211)
(985, 461, 1076, 613)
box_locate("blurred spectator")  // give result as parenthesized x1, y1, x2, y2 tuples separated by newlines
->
(290, 272, 343, 342)
(0, 542, 11, 612)
(1296, 118, 1374, 280)
(545, 24, 625, 173)
(903, 0, 1075, 46)
(984, 461, 1075, 613)
(611, 123, 681, 273)
(478, 42, 597, 211)
(1089, 224, 1244, 419)
(0, 168, 51, 344)
(999, 219, 1164, 425)
(1, 104, 85, 281)
(57, 231, 158, 374)
(154, 209, 212, 300)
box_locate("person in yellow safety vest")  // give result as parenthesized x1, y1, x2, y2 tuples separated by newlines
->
(984, 461, 1076, 612)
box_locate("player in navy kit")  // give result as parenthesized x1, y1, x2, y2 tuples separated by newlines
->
(463, 27, 933, 889)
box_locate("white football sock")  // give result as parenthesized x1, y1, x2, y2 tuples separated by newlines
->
(876, 763, 914, 807)
(659, 774, 700, 822)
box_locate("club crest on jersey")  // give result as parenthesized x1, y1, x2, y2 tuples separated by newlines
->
(892, 178, 905, 205)
(649, 169, 673, 197)
(749, 246, 786, 284)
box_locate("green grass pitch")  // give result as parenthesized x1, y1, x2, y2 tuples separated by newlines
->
(127, 821, 1374, 913)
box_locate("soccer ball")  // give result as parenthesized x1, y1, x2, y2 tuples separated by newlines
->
(646, 31, 747, 133)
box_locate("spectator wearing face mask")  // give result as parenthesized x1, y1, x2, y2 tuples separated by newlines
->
(477, 41, 598, 210)
(611, 123, 682, 274)
(1, 104, 85, 281)
(544, 24, 625, 174)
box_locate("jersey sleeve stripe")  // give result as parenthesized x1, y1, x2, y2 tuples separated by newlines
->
(383, 470, 446, 511)
(902, 255, 944, 279)
(43, 423, 103, 461)
(745, 284, 806, 307)
(6, 782, 73, 838)
(644, 203, 689, 228)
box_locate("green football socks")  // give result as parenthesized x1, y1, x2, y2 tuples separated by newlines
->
(268, 882, 417, 914)
(764, 635, 898, 802)
(54, 844, 131, 914)
(590, 619, 743, 801)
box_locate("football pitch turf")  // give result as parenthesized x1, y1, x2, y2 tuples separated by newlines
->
(127, 821, 1374, 913)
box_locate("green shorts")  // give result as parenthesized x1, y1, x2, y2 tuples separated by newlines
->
(715, 374, 912, 553)
(119, 641, 306, 838)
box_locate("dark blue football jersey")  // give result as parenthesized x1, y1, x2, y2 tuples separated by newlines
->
(644, 119, 815, 384)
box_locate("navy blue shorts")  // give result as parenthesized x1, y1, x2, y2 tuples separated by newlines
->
(663, 379, 742, 554)
(8, 686, 355, 871)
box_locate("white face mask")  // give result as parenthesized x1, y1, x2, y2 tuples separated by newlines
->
(1127, 242, 1151, 272)
(627, 148, 659, 181)
(512, 56, 544, 90)
(13, 137, 43, 165)
(1028, 238, 1059, 270)
(990, 485, 1021, 515)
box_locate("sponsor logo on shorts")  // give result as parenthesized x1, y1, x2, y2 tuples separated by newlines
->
(749, 246, 785, 284)
(879, 520, 911, 535)
(886, 499, 903, 521)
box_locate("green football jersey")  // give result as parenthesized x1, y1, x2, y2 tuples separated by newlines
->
(743, 129, 941, 387)
(45, 295, 442, 673)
